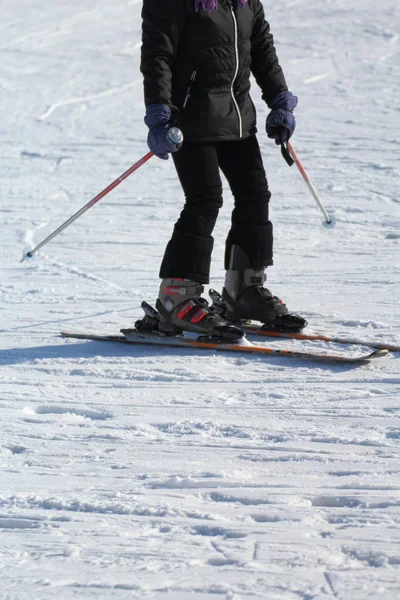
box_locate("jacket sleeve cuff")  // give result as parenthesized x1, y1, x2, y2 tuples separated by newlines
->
(144, 104, 172, 129)
(268, 91, 298, 111)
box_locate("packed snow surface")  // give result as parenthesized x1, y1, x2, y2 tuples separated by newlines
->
(1, 0, 400, 598)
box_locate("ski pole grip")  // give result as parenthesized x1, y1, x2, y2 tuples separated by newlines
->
(167, 127, 184, 148)
(281, 142, 294, 166)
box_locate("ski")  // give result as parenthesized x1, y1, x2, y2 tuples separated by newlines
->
(60, 330, 388, 364)
(207, 289, 399, 353)
(238, 323, 400, 353)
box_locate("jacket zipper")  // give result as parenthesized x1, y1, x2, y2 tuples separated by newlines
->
(183, 70, 197, 109)
(228, 0, 243, 138)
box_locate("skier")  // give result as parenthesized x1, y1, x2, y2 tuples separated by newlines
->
(140, 0, 306, 338)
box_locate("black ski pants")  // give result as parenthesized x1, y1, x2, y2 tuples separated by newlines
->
(159, 134, 273, 284)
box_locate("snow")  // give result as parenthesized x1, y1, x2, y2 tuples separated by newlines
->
(1, 0, 400, 598)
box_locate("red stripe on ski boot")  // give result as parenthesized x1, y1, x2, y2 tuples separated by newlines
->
(176, 301, 194, 320)
(191, 308, 207, 324)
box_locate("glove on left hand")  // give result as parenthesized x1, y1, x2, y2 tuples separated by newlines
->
(266, 91, 298, 145)
(145, 104, 181, 160)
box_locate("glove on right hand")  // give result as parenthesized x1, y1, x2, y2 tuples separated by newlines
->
(144, 104, 181, 160)
(266, 91, 298, 145)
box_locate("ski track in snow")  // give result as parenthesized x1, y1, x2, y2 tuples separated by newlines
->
(1, 0, 400, 599)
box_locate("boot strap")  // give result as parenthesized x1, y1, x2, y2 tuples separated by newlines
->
(157, 297, 214, 327)
(249, 272, 266, 286)
(176, 301, 208, 324)
(162, 281, 204, 297)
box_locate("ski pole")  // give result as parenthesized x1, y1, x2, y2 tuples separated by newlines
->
(21, 127, 184, 262)
(20, 152, 153, 262)
(281, 141, 336, 229)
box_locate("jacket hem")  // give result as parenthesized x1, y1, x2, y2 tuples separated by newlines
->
(182, 128, 257, 144)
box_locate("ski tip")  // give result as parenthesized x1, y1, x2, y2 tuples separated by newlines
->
(369, 349, 389, 360)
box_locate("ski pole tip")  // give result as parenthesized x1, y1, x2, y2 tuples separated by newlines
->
(21, 248, 34, 263)
(322, 215, 337, 230)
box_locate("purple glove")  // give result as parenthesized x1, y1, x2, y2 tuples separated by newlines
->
(266, 91, 298, 145)
(144, 104, 181, 160)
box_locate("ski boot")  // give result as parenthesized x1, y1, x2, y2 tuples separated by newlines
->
(155, 278, 243, 342)
(221, 246, 307, 332)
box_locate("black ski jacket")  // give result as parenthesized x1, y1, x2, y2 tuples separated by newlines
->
(140, 0, 288, 142)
